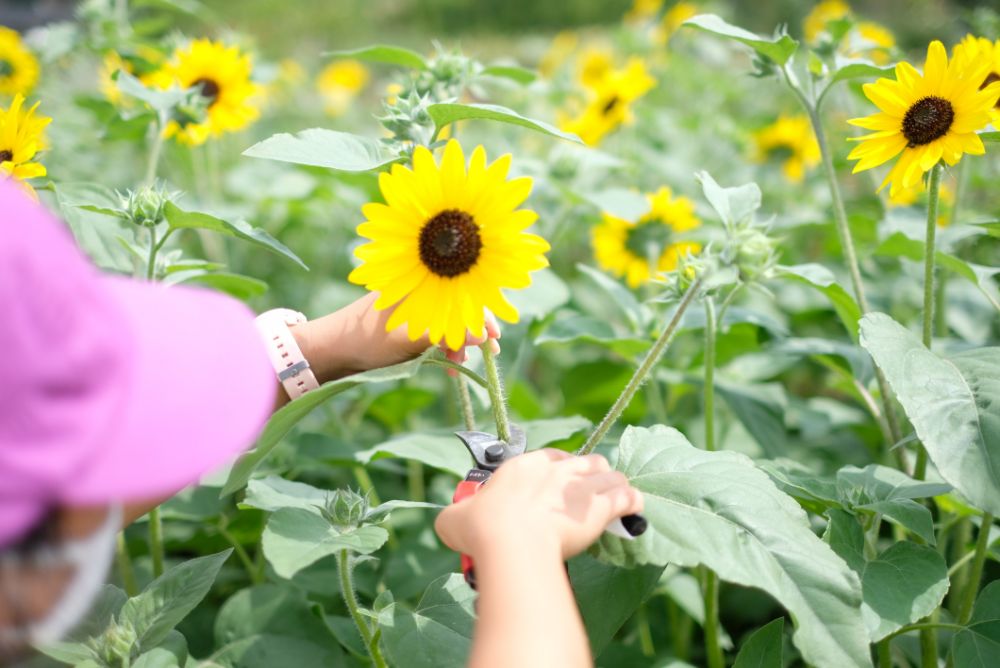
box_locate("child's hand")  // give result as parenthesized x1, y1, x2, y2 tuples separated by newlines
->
(434, 449, 644, 560)
(293, 292, 500, 383)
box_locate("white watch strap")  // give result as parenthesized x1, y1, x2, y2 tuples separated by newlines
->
(255, 309, 320, 400)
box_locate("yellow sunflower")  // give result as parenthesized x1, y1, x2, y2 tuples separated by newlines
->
(0, 26, 39, 97)
(149, 38, 261, 146)
(953, 35, 1000, 126)
(578, 48, 614, 89)
(592, 187, 701, 288)
(561, 58, 655, 146)
(317, 60, 369, 116)
(753, 114, 821, 183)
(847, 41, 1000, 197)
(804, 0, 851, 43)
(0, 94, 51, 198)
(348, 139, 550, 350)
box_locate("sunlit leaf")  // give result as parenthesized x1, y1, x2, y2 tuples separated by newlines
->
(427, 102, 582, 143)
(243, 128, 401, 172)
(861, 541, 948, 641)
(683, 14, 798, 65)
(324, 44, 427, 69)
(262, 508, 388, 578)
(733, 617, 784, 668)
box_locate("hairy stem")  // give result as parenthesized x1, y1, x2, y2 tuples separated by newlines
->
(115, 533, 139, 597)
(148, 506, 164, 578)
(703, 296, 717, 452)
(703, 569, 724, 668)
(480, 343, 511, 443)
(957, 513, 995, 625)
(455, 375, 476, 431)
(338, 550, 388, 668)
(578, 277, 703, 456)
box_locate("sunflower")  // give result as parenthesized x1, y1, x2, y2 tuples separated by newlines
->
(577, 48, 614, 89)
(753, 114, 821, 183)
(847, 41, 1000, 197)
(803, 0, 850, 44)
(592, 187, 701, 288)
(953, 35, 1000, 126)
(561, 58, 655, 146)
(0, 26, 39, 97)
(348, 140, 550, 350)
(317, 60, 369, 116)
(149, 39, 261, 146)
(0, 94, 51, 198)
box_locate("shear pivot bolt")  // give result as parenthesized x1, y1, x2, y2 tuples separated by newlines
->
(484, 444, 505, 463)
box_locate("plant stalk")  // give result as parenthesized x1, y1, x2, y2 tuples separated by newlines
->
(146, 225, 158, 281)
(455, 375, 476, 431)
(913, 163, 943, 481)
(703, 296, 717, 452)
(143, 120, 166, 187)
(876, 638, 891, 668)
(578, 277, 703, 456)
(338, 549, 388, 668)
(148, 506, 164, 578)
(115, 533, 139, 597)
(480, 343, 511, 443)
(957, 513, 994, 625)
(636, 603, 655, 657)
(703, 568, 724, 668)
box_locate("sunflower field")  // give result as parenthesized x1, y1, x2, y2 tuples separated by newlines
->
(5, 0, 1000, 666)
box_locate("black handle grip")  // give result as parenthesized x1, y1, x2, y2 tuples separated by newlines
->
(619, 513, 648, 536)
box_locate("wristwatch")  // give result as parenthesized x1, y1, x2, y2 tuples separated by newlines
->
(254, 308, 320, 400)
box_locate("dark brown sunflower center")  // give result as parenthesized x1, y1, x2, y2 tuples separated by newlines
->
(0, 60, 13, 78)
(0, 149, 12, 163)
(902, 96, 955, 147)
(192, 77, 221, 104)
(418, 209, 482, 277)
(602, 95, 621, 115)
(983, 72, 1000, 109)
(625, 220, 673, 259)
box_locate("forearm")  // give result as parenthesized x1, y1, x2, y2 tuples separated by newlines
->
(469, 536, 592, 668)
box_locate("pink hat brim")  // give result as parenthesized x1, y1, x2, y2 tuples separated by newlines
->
(60, 276, 276, 504)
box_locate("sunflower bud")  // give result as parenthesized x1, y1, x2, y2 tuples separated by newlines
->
(120, 182, 173, 227)
(377, 89, 436, 147)
(96, 620, 136, 663)
(733, 227, 779, 282)
(321, 489, 370, 529)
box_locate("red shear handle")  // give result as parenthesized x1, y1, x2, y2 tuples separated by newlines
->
(452, 477, 487, 589)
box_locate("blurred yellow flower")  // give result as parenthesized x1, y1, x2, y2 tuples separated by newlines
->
(539, 31, 578, 78)
(753, 114, 820, 183)
(850, 22, 895, 65)
(348, 140, 550, 350)
(887, 179, 954, 225)
(384, 82, 404, 106)
(577, 48, 614, 89)
(626, 0, 663, 23)
(653, 2, 698, 45)
(149, 39, 261, 146)
(317, 59, 369, 116)
(561, 58, 655, 146)
(278, 58, 306, 87)
(592, 186, 701, 288)
(848, 41, 1000, 197)
(804, 0, 851, 43)
(953, 35, 1000, 126)
(0, 26, 39, 97)
(0, 94, 51, 199)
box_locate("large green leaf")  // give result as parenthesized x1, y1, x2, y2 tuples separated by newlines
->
(426, 102, 582, 143)
(221, 356, 426, 496)
(584, 188, 651, 222)
(380, 574, 476, 668)
(120, 550, 232, 652)
(695, 170, 762, 227)
(776, 264, 862, 340)
(214, 584, 339, 650)
(836, 465, 951, 544)
(683, 14, 799, 65)
(324, 44, 427, 69)
(569, 554, 664, 656)
(243, 475, 438, 518)
(480, 64, 536, 84)
(951, 580, 1000, 666)
(861, 541, 948, 641)
(261, 508, 388, 578)
(115, 70, 188, 114)
(733, 618, 784, 668)
(715, 380, 788, 458)
(859, 313, 1000, 515)
(206, 634, 347, 668)
(875, 232, 1000, 292)
(163, 202, 307, 270)
(243, 128, 401, 172)
(594, 426, 871, 668)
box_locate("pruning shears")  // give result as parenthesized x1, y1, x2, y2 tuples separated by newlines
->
(451, 426, 648, 590)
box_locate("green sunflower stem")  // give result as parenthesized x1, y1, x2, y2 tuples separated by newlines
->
(455, 374, 476, 431)
(957, 513, 995, 625)
(578, 276, 703, 456)
(480, 343, 511, 444)
(148, 505, 164, 578)
(703, 296, 717, 452)
(914, 162, 943, 481)
(338, 549, 388, 668)
(115, 532, 139, 597)
(703, 568, 724, 668)
(795, 84, 904, 463)
(143, 118, 166, 187)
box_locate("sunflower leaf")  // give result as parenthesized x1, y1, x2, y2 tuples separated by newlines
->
(774, 264, 862, 340)
(323, 44, 427, 70)
(818, 61, 895, 107)
(979, 131, 1000, 143)
(683, 14, 798, 66)
(594, 426, 872, 668)
(243, 128, 402, 172)
(859, 313, 1000, 516)
(163, 202, 308, 270)
(479, 64, 536, 84)
(114, 70, 189, 114)
(426, 102, 582, 143)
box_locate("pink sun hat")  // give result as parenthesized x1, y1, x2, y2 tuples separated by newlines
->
(0, 178, 276, 547)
